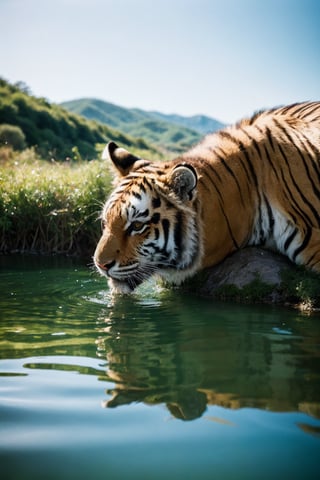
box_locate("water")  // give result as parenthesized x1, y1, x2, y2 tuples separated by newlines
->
(0, 255, 320, 480)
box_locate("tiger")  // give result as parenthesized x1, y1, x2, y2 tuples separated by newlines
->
(94, 101, 320, 293)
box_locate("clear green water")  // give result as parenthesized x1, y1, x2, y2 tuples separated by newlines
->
(0, 255, 320, 480)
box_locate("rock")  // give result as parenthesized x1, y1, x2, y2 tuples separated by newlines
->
(184, 247, 296, 303)
(178, 247, 320, 308)
(202, 247, 292, 291)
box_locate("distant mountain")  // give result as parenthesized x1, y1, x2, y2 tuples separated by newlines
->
(61, 98, 225, 153)
(142, 110, 225, 135)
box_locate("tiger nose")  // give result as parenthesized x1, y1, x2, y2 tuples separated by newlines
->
(97, 260, 116, 271)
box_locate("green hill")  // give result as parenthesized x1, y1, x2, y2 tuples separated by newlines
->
(61, 98, 225, 153)
(145, 110, 225, 135)
(0, 79, 156, 161)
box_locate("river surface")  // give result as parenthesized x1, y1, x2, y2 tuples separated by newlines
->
(0, 255, 320, 480)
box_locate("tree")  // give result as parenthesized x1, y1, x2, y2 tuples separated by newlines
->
(0, 124, 26, 150)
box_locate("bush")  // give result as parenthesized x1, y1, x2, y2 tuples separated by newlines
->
(0, 124, 26, 150)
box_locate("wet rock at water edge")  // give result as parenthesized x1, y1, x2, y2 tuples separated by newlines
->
(183, 247, 296, 304)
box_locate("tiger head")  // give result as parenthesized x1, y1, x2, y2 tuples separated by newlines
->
(94, 142, 203, 293)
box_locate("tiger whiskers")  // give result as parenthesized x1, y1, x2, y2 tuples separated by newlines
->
(119, 263, 157, 291)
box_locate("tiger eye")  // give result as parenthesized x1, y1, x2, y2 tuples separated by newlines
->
(132, 221, 144, 231)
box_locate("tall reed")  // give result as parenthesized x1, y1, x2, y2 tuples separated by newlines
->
(0, 148, 111, 257)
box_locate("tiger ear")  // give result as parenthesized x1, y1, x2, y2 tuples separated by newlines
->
(168, 164, 198, 201)
(102, 141, 140, 176)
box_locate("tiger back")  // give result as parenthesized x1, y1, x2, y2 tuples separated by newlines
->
(94, 101, 320, 293)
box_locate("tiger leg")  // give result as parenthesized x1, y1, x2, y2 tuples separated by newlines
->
(296, 227, 320, 273)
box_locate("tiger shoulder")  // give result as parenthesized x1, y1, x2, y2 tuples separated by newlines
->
(94, 101, 320, 293)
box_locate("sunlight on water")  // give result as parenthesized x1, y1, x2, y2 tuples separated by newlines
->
(0, 255, 320, 480)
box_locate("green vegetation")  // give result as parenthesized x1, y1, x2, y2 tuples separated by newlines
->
(280, 267, 320, 310)
(61, 98, 224, 153)
(0, 148, 111, 256)
(212, 277, 276, 304)
(0, 78, 158, 161)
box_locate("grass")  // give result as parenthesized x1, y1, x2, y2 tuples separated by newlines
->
(0, 147, 112, 257)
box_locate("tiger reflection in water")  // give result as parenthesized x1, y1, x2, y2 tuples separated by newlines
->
(98, 296, 320, 422)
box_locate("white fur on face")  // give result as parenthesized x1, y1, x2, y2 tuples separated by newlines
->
(123, 192, 152, 229)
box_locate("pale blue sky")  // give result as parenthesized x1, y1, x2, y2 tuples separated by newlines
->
(0, 0, 319, 123)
